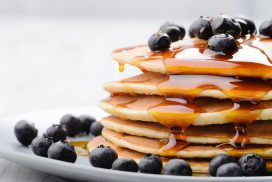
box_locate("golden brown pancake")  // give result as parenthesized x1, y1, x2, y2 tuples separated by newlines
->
(99, 94, 272, 127)
(102, 128, 272, 158)
(101, 116, 272, 145)
(112, 37, 272, 79)
(104, 72, 272, 100)
(87, 136, 272, 174)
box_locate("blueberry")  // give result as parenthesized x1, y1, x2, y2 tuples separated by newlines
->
(45, 124, 67, 142)
(60, 114, 81, 137)
(14, 120, 38, 146)
(90, 121, 103, 136)
(31, 134, 53, 157)
(259, 19, 272, 38)
(47, 140, 77, 163)
(209, 154, 236, 176)
(138, 154, 162, 174)
(160, 22, 185, 41)
(79, 115, 96, 134)
(189, 16, 213, 40)
(235, 15, 256, 35)
(238, 153, 266, 176)
(207, 34, 238, 55)
(89, 145, 118, 169)
(235, 18, 249, 36)
(148, 32, 171, 52)
(164, 159, 192, 176)
(112, 158, 139, 172)
(211, 15, 241, 39)
(216, 163, 244, 177)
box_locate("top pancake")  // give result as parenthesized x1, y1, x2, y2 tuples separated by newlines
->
(112, 37, 272, 79)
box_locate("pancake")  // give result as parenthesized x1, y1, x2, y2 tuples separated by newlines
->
(104, 72, 272, 100)
(101, 116, 272, 145)
(87, 136, 272, 174)
(99, 94, 272, 127)
(112, 37, 272, 79)
(102, 128, 272, 158)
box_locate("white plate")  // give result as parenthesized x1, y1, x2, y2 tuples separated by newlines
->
(0, 106, 272, 182)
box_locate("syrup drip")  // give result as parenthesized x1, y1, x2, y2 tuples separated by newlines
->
(119, 63, 125, 72)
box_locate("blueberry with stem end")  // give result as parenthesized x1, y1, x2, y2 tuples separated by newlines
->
(47, 140, 77, 163)
(238, 153, 266, 176)
(31, 134, 53, 157)
(138, 154, 162, 174)
(89, 145, 118, 169)
(45, 124, 67, 142)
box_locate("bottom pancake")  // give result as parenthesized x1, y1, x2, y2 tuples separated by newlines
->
(87, 136, 272, 174)
(102, 128, 272, 158)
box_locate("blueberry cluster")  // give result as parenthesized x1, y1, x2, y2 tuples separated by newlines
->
(89, 146, 192, 175)
(209, 153, 266, 177)
(148, 14, 272, 55)
(148, 22, 186, 52)
(14, 113, 103, 163)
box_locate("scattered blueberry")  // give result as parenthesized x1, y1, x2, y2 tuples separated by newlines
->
(216, 162, 244, 177)
(148, 32, 171, 52)
(90, 121, 103, 136)
(159, 22, 185, 42)
(138, 154, 162, 174)
(79, 115, 96, 134)
(211, 15, 241, 39)
(209, 154, 236, 176)
(60, 114, 81, 137)
(31, 134, 53, 157)
(259, 19, 272, 38)
(235, 15, 256, 35)
(14, 120, 38, 146)
(89, 145, 118, 169)
(207, 34, 238, 55)
(238, 153, 266, 176)
(164, 159, 192, 176)
(112, 158, 139, 172)
(45, 124, 67, 142)
(47, 140, 77, 163)
(189, 16, 213, 40)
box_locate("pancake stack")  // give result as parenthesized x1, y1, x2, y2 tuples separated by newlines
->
(88, 36, 272, 174)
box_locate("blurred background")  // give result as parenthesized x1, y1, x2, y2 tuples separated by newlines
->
(0, 0, 271, 116)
